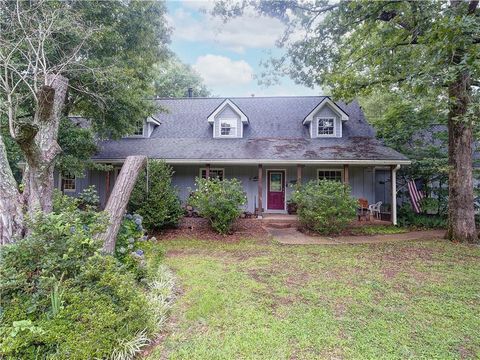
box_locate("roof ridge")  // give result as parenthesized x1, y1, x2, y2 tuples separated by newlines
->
(154, 95, 329, 100)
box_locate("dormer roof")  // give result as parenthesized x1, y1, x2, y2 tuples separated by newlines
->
(207, 99, 249, 124)
(303, 97, 349, 125)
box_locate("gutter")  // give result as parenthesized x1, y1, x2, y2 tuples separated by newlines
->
(91, 158, 412, 166)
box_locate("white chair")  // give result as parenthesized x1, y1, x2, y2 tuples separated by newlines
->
(368, 201, 382, 219)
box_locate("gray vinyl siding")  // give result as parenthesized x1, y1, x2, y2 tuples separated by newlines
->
(170, 164, 379, 213)
(312, 105, 342, 138)
(213, 106, 242, 138)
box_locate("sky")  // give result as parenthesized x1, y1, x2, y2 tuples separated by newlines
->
(165, 0, 320, 97)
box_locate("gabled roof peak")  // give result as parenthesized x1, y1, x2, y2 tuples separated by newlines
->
(303, 97, 349, 124)
(207, 98, 249, 124)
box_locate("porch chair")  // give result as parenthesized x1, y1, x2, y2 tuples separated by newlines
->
(368, 201, 382, 219)
(357, 198, 370, 221)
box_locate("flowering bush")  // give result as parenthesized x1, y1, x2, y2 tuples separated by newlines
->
(115, 214, 148, 279)
(189, 177, 247, 234)
(292, 180, 357, 235)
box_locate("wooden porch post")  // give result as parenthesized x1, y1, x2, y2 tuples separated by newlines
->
(205, 163, 210, 179)
(105, 168, 111, 204)
(391, 165, 399, 225)
(343, 164, 349, 184)
(296, 164, 303, 186)
(258, 164, 263, 218)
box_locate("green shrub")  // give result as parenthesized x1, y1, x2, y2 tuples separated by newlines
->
(115, 214, 149, 279)
(397, 205, 447, 229)
(129, 160, 183, 231)
(0, 193, 174, 359)
(291, 180, 357, 235)
(189, 177, 247, 234)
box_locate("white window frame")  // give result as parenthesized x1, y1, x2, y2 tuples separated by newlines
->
(218, 118, 238, 138)
(59, 172, 76, 192)
(126, 121, 145, 138)
(200, 168, 225, 180)
(316, 117, 336, 137)
(317, 168, 344, 183)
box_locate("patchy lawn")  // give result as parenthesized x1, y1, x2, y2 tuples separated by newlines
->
(145, 237, 480, 360)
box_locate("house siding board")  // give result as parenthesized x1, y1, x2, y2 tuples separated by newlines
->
(54, 169, 89, 197)
(168, 164, 382, 213)
(312, 105, 341, 138)
(214, 106, 242, 138)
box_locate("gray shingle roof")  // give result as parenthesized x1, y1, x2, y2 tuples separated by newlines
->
(93, 96, 409, 163)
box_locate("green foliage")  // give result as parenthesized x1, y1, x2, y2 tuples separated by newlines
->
(398, 205, 447, 229)
(292, 180, 357, 235)
(154, 55, 210, 98)
(351, 225, 408, 236)
(0, 193, 174, 359)
(129, 160, 184, 231)
(77, 185, 100, 209)
(189, 177, 247, 234)
(115, 214, 148, 279)
(56, 117, 98, 176)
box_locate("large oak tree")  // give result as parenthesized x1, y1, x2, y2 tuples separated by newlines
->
(0, 0, 170, 244)
(215, 0, 480, 242)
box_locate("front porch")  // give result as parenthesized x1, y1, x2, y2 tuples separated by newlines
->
(171, 162, 400, 225)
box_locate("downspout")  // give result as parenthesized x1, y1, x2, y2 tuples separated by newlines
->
(392, 164, 401, 225)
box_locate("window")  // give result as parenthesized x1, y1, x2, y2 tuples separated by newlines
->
(318, 169, 343, 182)
(61, 172, 76, 191)
(317, 117, 335, 136)
(200, 168, 224, 180)
(219, 118, 237, 137)
(131, 121, 144, 136)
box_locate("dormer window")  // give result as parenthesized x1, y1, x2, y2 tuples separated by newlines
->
(208, 99, 249, 139)
(220, 119, 237, 137)
(303, 97, 349, 139)
(317, 117, 335, 136)
(133, 122, 144, 136)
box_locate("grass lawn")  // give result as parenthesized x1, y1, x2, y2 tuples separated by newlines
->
(146, 237, 480, 360)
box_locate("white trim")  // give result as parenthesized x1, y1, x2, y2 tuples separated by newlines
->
(317, 168, 344, 182)
(146, 116, 161, 126)
(93, 158, 412, 166)
(217, 118, 238, 138)
(208, 99, 248, 124)
(266, 169, 287, 212)
(315, 117, 337, 138)
(303, 97, 349, 125)
(199, 167, 225, 179)
(392, 165, 400, 225)
(59, 172, 76, 192)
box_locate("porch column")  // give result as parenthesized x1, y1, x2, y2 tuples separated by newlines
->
(391, 165, 400, 225)
(343, 164, 349, 184)
(257, 164, 263, 218)
(296, 164, 303, 186)
(205, 163, 210, 179)
(105, 168, 111, 203)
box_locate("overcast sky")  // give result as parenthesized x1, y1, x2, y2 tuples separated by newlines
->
(166, 0, 320, 97)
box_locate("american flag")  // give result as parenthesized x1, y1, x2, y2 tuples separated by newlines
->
(407, 180, 424, 213)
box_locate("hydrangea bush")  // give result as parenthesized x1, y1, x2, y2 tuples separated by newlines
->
(189, 177, 247, 234)
(292, 180, 357, 235)
(115, 214, 149, 279)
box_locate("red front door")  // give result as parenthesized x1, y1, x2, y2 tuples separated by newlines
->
(267, 171, 285, 210)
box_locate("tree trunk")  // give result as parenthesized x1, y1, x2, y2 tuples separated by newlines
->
(446, 71, 477, 243)
(17, 74, 69, 218)
(0, 134, 23, 245)
(100, 155, 147, 254)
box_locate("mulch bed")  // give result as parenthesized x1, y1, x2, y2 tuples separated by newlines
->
(151, 218, 270, 242)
